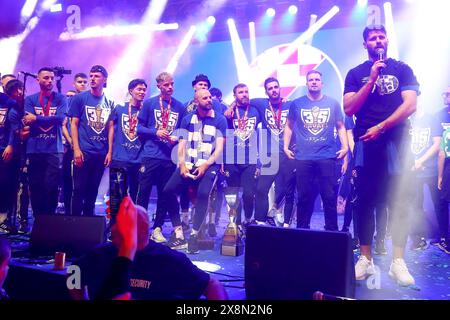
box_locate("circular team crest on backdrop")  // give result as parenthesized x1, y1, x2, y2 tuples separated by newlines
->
(245, 43, 344, 102)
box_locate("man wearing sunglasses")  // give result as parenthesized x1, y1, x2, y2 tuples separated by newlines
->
(343, 25, 419, 286)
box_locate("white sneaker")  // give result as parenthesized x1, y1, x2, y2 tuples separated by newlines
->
(151, 227, 167, 243)
(255, 220, 267, 226)
(389, 258, 415, 286)
(355, 255, 376, 280)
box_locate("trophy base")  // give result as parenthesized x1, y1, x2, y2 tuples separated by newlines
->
(221, 242, 244, 256)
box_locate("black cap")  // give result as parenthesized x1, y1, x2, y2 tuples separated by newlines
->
(191, 74, 211, 88)
(90, 65, 108, 78)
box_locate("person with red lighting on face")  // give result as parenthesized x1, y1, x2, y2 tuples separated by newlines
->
(344, 25, 419, 286)
(23, 67, 66, 217)
(68, 65, 115, 216)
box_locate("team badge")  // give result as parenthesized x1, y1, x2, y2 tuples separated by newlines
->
(154, 109, 179, 134)
(0, 108, 7, 127)
(122, 113, 138, 142)
(376, 75, 399, 95)
(410, 128, 430, 155)
(233, 117, 257, 142)
(86, 104, 110, 134)
(34, 106, 57, 132)
(301, 106, 330, 135)
(265, 109, 289, 140)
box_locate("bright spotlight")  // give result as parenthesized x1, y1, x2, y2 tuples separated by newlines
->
(21, 0, 38, 20)
(41, 0, 57, 10)
(227, 18, 250, 82)
(266, 8, 276, 17)
(227, 18, 234, 24)
(166, 25, 197, 74)
(50, 3, 62, 12)
(207, 15, 216, 25)
(358, 0, 368, 6)
(288, 5, 298, 14)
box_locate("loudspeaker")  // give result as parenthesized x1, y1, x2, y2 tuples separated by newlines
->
(30, 215, 107, 257)
(245, 225, 355, 300)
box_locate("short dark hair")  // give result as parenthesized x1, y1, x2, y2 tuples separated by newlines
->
(363, 24, 387, 41)
(74, 72, 87, 80)
(306, 70, 322, 79)
(38, 67, 55, 74)
(0, 236, 11, 265)
(264, 77, 279, 91)
(192, 74, 211, 88)
(1, 74, 15, 81)
(128, 79, 147, 91)
(233, 83, 247, 95)
(4, 79, 24, 96)
(90, 65, 108, 78)
(209, 87, 222, 99)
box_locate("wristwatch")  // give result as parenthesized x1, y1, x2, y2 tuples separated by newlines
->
(376, 124, 385, 133)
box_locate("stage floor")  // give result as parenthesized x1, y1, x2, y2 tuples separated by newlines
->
(3, 202, 450, 300)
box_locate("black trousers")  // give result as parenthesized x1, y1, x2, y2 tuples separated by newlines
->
(0, 155, 19, 214)
(254, 155, 296, 222)
(136, 158, 176, 229)
(225, 164, 257, 223)
(164, 166, 218, 231)
(111, 160, 140, 203)
(28, 153, 63, 215)
(15, 145, 30, 222)
(295, 158, 338, 231)
(71, 153, 105, 216)
(438, 159, 450, 239)
(62, 146, 73, 214)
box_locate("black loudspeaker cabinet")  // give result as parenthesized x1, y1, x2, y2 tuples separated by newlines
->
(245, 225, 355, 300)
(30, 215, 107, 257)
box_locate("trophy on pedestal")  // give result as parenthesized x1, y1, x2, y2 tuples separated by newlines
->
(221, 187, 244, 256)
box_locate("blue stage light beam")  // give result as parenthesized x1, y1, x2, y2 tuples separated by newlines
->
(227, 18, 250, 83)
(166, 26, 197, 74)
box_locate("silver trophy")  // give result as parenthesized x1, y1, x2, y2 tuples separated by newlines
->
(221, 187, 244, 256)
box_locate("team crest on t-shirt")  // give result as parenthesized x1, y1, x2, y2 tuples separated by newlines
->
(86, 104, 110, 134)
(444, 129, 450, 157)
(301, 106, 330, 135)
(410, 128, 430, 155)
(265, 109, 289, 140)
(121, 113, 138, 142)
(376, 75, 399, 95)
(233, 117, 257, 141)
(0, 108, 7, 127)
(34, 106, 57, 132)
(154, 109, 179, 134)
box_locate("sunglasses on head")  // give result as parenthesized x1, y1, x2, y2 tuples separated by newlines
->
(366, 24, 385, 30)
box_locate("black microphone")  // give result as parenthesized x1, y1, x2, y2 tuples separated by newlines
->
(376, 48, 385, 74)
(19, 71, 37, 78)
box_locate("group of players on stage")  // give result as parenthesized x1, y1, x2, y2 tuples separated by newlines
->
(1, 24, 449, 288)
